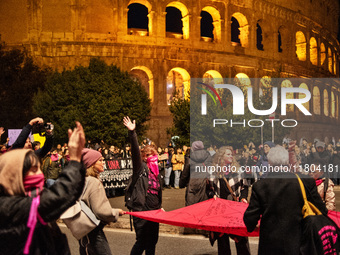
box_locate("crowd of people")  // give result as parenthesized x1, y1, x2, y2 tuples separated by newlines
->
(0, 116, 339, 254)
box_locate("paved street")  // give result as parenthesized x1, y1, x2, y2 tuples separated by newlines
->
(59, 186, 340, 254)
(60, 225, 259, 255)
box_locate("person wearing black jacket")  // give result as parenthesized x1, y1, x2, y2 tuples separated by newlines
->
(11, 117, 53, 159)
(244, 145, 327, 255)
(123, 116, 162, 255)
(0, 121, 86, 255)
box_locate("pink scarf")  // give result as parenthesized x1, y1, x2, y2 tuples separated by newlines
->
(23, 174, 45, 196)
(23, 196, 46, 254)
(147, 155, 159, 176)
(50, 154, 59, 162)
(315, 179, 324, 186)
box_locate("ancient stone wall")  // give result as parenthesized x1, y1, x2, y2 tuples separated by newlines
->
(0, 0, 339, 146)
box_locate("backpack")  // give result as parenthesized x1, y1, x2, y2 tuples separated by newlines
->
(124, 165, 149, 211)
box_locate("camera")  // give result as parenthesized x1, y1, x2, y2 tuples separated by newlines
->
(34, 122, 54, 136)
(44, 123, 54, 130)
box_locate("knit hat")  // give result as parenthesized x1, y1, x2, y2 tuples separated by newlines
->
(264, 141, 275, 148)
(191, 141, 204, 151)
(315, 141, 325, 148)
(82, 148, 102, 168)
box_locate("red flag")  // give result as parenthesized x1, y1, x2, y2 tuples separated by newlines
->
(126, 198, 260, 237)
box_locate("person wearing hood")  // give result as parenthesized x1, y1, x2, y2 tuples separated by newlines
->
(77, 148, 125, 255)
(179, 141, 213, 206)
(255, 141, 275, 179)
(0, 121, 86, 255)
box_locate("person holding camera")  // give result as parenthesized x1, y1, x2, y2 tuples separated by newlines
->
(11, 117, 54, 159)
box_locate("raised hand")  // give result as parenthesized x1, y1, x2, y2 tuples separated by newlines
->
(123, 116, 136, 131)
(29, 117, 43, 126)
(68, 121, 86, 162)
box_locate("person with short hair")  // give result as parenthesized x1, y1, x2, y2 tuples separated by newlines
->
(244, 145, 327, 254)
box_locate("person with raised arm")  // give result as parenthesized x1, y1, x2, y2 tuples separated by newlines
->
(0, 121, 86, 254)
(123, 116, 162, 255)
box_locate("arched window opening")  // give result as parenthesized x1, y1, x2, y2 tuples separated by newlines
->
(333, 53, 337, 74)
(313, 86, 321, 115)
(130, 66, 154, 102)
(128, 3, 149, 36)
(278, 30, 282, 52)
(201, 6, 222, 42)
(328, 48, 333, 73)
(200, 11, 213, 42)
(331, 91, 335, 118)
(166, 3, 189, 39)
(282, 80, 294, 112)
(234, 73, 251, 94)
(296, 31, 306, 61)
(231, 13, 249, 47)
(166, 7, 183, 38)
(299, 83, 310, 111)
(324, 89, 329, 116)
(166, 68, 190, 105)
(309, 37, 317, 65)
(231, 17, 240, 46)
(203, 70, 223, 86)
(320, 43, 326, 66)
(256, 23, 264, 51)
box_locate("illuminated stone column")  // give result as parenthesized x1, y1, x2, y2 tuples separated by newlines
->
(148, 11, 155, 36)
(239, 24, 249, 48)
(182, 14, 190, 39)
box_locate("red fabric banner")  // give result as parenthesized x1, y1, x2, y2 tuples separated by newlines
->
(126, 198, 260, 237)
(127, 198, 340, 237)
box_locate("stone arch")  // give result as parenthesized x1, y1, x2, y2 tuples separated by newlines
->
(203, 70, 223, 85)
(328, 48, 333, 73)
(313, 86, 321, 115)
(320, 43, 326, 66)
(256, 21, 264, 51)
(309, 37, 317, 65)
(130, 66, 154, 102)
(282, 80, 294, 112)
(331, 91, 336, 118)
(299, 83, 310, 111)
(201, 6, 222, 42)
(296, 31, 306, 61)
(235, 73, 251, 92)
(323, 89, 329, 116)
(166, 67, 190, 105)
(127, 2, 150, 36)
(231, 12, 249, 47)
(166, 2, 189, 39)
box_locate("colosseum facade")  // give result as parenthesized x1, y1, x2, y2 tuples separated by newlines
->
(0, 0, 339, 146)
